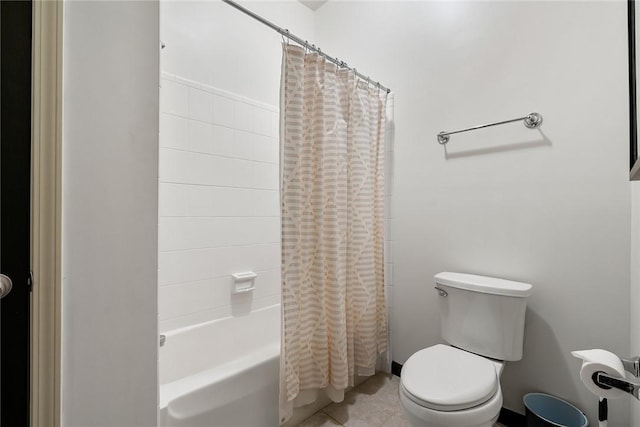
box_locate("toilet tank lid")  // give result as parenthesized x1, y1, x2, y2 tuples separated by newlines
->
(434, 272, 533, 297)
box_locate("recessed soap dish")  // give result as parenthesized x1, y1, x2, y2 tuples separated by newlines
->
(231, 272, 257, 294)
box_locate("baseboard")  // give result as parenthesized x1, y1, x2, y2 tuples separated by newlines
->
(498, 407, 526, 426)
(391, 361, 402, 377)
(390, 361, 526, 427)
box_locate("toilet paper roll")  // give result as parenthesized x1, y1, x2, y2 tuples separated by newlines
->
(572, 349, 627, 400)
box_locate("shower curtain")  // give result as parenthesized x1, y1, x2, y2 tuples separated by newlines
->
(279, 44, 388, 423)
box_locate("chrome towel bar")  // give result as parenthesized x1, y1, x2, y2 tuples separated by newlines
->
(437, 112, 543, 145)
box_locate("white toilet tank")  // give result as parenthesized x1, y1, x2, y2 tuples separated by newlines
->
(435, 272, 532, 361)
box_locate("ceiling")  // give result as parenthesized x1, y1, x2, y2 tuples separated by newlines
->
(298, 0, 328, 11)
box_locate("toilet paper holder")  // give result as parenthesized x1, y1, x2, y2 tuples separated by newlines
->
(593, 356, 640, 400)
(594, 372, 640, 400)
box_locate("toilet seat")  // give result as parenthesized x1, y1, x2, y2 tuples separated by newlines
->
(399, 380, 502, 427)
(401, 344, 498, 412)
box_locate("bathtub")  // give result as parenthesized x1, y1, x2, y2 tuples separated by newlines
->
(159, 304, 280, 427)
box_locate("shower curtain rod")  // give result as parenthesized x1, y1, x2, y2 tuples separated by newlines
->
(221, 0, 391, 94)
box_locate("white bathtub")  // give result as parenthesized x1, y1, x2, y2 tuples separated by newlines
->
(159, 305, 280, 427)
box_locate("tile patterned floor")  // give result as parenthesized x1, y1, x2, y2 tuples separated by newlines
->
(298, 374, 408, 427)
(297, 373, 508, 427)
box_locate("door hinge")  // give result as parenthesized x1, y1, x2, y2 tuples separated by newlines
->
(27, 271, 33, 292)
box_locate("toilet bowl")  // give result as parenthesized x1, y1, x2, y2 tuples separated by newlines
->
(399, 344, 504, 427)
(399, 272, 532, 427)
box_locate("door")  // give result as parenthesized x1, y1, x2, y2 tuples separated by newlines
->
(1, 1, 33, 425)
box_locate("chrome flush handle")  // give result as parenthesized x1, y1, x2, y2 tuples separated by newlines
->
(434, 286, 448, 297)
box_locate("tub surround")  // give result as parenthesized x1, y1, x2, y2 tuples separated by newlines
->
(158, 74, 281, 332)
(159, 2, 396, 420)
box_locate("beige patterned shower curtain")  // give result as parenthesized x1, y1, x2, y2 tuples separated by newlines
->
(279, 44, 388, 423)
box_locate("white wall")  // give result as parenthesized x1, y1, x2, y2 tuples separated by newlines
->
(62, 1, 159, 426)
(161, 0, 315, 106)
(315, 2, 631, 425)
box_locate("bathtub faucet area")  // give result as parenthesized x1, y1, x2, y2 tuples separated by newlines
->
(159, 305, 280, 427)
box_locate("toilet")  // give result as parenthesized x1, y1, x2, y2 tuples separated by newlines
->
(399, 272, 532, 427)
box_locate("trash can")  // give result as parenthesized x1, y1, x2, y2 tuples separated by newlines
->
(523, 393, 588, 427)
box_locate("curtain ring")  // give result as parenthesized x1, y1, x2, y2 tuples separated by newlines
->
(303, 40, 309, 52)
(281, 29, 290, 45)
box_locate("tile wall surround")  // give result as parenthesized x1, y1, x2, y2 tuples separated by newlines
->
(159, 73, 280, 332)
(159, 72, 395, 336)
